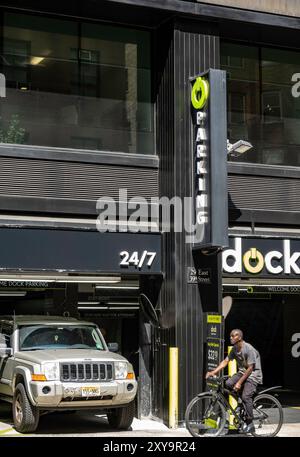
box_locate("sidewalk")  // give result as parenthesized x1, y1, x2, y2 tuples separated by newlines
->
(132, 406, 300, 437)
(277, 407, 300, 437)
(148, 407, 300, 437)
(0, 404, 300, 437)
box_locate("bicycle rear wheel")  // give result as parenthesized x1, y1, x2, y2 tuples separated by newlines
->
(252, 393, 283, 437)
(185, 394, 226, 437)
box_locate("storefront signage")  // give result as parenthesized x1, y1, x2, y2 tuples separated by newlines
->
(191, 76, 209, 235)
(207, 314, 222, 324)
(0, 281, 51, 288)
(206, 339, 222, 371)
(120, 251, 156, 269)
(0, 228, 161, 274)
(206, 339, 223, 390)
(223, 237, 300, 277)
(206, 314, 222, 339)
(190, 69, 228, 250)
(205, 313, 223, 389)
(224, 284, 300, 294)
(187, 267, 211, 284)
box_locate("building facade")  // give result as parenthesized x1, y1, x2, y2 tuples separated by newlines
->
(0, 0, 300, 425)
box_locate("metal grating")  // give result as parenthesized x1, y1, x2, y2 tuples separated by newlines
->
(60, 362, 114, 382)
(0, 156, 158, 201)
(228, 174, 300, 212)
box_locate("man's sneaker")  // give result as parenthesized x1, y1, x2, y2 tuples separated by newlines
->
(241, 422, 255, 434)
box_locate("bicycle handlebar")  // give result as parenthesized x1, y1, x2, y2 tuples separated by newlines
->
(206, 375, 230, 383)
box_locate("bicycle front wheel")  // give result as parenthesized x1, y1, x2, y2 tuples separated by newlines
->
(252, 393, 283, 437)
(185, 394, 226, 437)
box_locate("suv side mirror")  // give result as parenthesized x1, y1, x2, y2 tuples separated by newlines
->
(107, 342, 119, 353)
(0, 347, 13, 357)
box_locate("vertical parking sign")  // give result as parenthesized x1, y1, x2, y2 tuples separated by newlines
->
(190, 69, 228, 250)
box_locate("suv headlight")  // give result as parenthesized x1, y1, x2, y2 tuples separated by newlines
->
(114, 361, 128, 380)
(43, 362, 59, 381)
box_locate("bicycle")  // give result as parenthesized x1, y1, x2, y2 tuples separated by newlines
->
(185, 375, 283, 437)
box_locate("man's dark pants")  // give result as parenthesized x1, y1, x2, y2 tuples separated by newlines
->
(225, 373, 258, 423)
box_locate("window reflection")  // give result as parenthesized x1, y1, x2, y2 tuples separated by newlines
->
(221, 42, 300, 166)
(0, 13, 153, 154)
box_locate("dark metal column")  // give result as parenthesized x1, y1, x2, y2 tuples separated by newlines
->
(155, 20, 221, 424)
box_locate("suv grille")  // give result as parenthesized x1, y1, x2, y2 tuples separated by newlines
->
(60, 363, 113, 382)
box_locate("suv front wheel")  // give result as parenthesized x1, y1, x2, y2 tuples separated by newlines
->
(13, 383, 40, 433)
(107, 401, 135, 430)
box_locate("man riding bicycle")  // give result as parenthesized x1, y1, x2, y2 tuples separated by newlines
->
(205, 329, 263, 434)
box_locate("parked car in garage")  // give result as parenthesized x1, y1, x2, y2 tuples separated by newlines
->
(0, 315, 137, 433)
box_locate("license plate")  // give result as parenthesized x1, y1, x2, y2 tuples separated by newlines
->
(81, 387, 100, 397)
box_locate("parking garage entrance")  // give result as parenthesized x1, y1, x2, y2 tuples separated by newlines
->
(0, 276, 157, 417)
(223, 282, 300, 406)
(0, 227, 162, 418)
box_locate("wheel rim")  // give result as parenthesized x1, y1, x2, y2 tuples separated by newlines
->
(252, 395, 282, 437)
(15, 393, 23, 425)
(186, 395, 225, 437)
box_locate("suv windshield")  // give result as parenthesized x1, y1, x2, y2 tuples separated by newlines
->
(19, 325, 105, 351)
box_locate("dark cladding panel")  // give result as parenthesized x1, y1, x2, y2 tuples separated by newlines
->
(156, 21, 220, 423)
(175, 29, 204, 421)
(174, 27, 220, 422)
(155, 20, 175, 423)
(209, 69, 228, 248)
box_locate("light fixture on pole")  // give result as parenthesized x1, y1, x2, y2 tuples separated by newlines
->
(227, 139, 253, 157)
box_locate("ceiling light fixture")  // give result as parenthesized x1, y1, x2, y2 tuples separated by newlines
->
(95, 285, 139, 290)
(30, 56, 45, 65)
(0, 276, 121, 284)
(0, 291, 27, 297)
(78, 306, 108, 310)
(110, 307, 139, 310)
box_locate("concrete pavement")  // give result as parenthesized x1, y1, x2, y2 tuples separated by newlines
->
(0, 402, 300, 437)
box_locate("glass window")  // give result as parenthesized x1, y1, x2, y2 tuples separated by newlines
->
(19, 324, 105, 351)
(0, 324, 12, 348)
(221, 42, 300, 166)
(0, 13, 153, 154)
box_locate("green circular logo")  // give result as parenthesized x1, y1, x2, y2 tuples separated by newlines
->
(243, 248, 264, 274)
(191, 77, 209, 110)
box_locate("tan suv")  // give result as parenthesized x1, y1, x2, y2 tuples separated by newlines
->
(0, 315, 137, 433)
